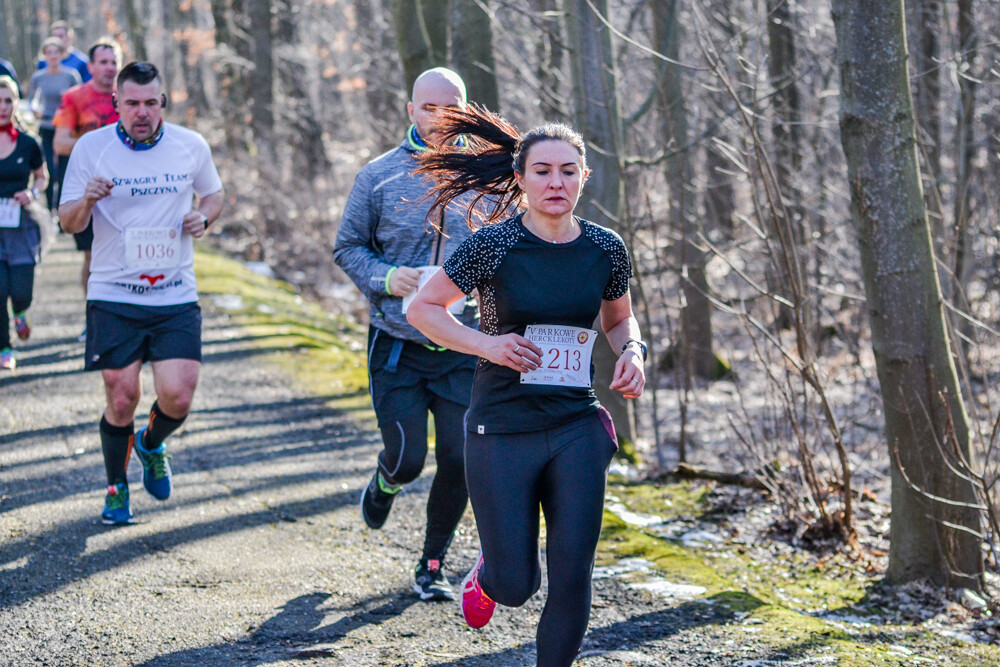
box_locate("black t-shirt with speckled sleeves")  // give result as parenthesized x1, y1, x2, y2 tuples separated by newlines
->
(443, 213, 632, 434)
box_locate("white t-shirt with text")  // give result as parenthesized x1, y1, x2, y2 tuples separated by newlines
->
(61, 122, 223, 305)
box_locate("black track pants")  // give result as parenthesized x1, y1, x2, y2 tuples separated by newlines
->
(465, 408, 618, 667)
(368, 326, 474, 562)
(0, 262, 34, 349)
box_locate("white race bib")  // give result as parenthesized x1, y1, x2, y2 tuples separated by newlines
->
(0, 198, 20, 228)
(401, 265, 466, 315)
(520, 324, 598, 388)
(124, 227, 182, 270)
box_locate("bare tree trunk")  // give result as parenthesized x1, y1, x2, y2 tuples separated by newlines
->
(354, 0, 402, 151)
(907, 0, 943, 243)
(449, 0, 499, 109)
(528, 0, 564, 122)
(832, 0, 983, 589)
(211, 0, 252, 150)
(704, 142, 736, 238)
(564, 0, 633, 445)
(951, 0, 977, 316)
(391, 0, 448, 95)
(123, 0, 148, 61)
(273, 0, 330, 182)
(765, 0, 807, 332)
(654, 0, 719, 380)
(247, 0, 274, 151)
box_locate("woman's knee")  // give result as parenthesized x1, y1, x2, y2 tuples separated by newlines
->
(484, 559, 541, 608)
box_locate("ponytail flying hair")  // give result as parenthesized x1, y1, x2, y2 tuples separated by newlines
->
(415, 104, 588, 230)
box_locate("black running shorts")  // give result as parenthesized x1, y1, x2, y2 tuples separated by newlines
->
(84, 300, 202, 370)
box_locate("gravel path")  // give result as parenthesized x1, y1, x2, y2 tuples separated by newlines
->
(0, 239, 764, 666)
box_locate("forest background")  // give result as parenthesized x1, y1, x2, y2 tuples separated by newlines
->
(4, 0, 1000, 597)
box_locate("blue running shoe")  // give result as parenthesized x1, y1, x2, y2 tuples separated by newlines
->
(134, 426, 172, 500)
(101, 483, 133, 525)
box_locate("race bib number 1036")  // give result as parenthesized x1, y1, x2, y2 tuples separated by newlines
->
(124, 227, 182, 270)
(519, 324, 598, 388)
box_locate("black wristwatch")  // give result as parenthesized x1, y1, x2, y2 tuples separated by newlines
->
(622, 339, 647, 362)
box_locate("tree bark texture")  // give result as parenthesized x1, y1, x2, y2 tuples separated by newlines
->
(831, 0, 982, 588)
(123, 0, 148, 61)
(950, 0, 977, 310)
(529, 0, 565, 122)
(391, 0, 448, 96)
(765, 0, 807, 331)
(564, 0, 633, 443)
(449, 0, 499, 110)
(247, 0, 274, 150)
(653, 0, 717, 380)
(354, 0, 404, 151)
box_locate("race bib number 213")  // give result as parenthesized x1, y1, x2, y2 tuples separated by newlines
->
(519, 324, 597, 388)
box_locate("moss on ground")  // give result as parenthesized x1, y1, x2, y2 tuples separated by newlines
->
(195, 249, 999, 665)
(599, 479, 1000, 665)
(195, 249, 373, 427)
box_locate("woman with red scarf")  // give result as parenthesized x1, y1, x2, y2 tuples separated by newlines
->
(0, 75, 48, 370)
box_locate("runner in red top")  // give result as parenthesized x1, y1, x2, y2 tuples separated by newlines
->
(52, 39, 120, 338)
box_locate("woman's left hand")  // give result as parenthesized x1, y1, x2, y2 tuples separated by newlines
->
(13, 189, 34, 207)
(609, 349, 644, 399)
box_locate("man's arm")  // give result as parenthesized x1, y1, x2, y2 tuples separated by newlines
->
(332, 171, 404, 300)
(181, 189, 224, 239)
(58, 177, 112, 233)
(53, 126, 77, 156)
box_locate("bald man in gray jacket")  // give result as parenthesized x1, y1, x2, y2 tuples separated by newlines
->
(334, 67, 479, 602)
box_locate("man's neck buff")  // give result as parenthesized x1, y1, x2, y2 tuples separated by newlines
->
(116, 120, 164, 151)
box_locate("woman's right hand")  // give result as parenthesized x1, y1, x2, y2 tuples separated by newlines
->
(482, 334, 542, 373)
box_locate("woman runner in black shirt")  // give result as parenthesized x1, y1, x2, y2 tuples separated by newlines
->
(407, 106, 646, 666)
(0, 75, 48, 370)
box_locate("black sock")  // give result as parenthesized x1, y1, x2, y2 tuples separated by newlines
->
(143, 400, 186, 451)
(100, 416, 134, 486)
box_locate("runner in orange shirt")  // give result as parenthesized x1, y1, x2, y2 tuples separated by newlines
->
(53, 39, 120, 337)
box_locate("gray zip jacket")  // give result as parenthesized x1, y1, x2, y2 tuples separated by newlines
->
(333, 137, 479, 343)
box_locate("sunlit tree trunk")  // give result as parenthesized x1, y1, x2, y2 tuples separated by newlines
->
(564, 0, 633, 444)
(832, 0, 983, 589)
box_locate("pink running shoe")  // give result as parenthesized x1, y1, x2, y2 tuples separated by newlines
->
(461, 550, 496, 629)
(0, 347, 14, 371)
(13, 312, 29, 340)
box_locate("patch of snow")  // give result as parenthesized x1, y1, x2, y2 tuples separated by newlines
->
(628, 579, 707, 600)
(606, 502, 663, 527)
(211, 294, 244, 310)
(245, 261, 275, 277)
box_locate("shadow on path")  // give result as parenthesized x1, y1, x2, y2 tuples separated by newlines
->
(138, 591, 421, 665)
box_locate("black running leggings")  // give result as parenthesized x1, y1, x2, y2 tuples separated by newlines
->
(466, 409, 617, 667)
(378, 395, 468, 561)
(0, 262, 34, 349)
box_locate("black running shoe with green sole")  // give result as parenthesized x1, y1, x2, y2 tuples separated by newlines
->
(413, 558, 455, 601)
(360, 469, 398, 529)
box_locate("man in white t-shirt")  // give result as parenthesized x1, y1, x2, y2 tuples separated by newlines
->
(59, 61, 224, 525)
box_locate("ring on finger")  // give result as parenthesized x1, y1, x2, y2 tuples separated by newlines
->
(513, 344, 520, 354)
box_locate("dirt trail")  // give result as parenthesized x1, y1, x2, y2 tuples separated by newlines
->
(0, 239, 761, 666)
